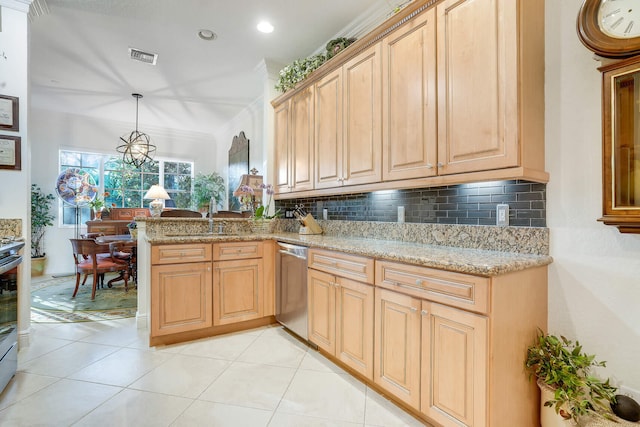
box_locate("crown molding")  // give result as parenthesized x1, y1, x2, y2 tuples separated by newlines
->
(0, 0, 32, 13)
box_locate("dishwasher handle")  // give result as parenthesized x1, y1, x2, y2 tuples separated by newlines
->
(278, 249, 307, 261)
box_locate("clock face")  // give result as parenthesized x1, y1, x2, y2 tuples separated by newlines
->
(598, 0, 640, 39)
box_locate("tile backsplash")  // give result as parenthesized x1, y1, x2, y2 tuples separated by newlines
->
(275, 180, 546, 227)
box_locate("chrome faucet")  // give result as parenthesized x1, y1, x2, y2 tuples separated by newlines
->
(208, 196, 217, 234)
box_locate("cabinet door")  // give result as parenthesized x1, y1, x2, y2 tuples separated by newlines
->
(422, 301, 488, 427)
(436, 0, 518, 175)
(336, 277, 374, 379)
(315, 68, 344, 189)
(151, 262, 212, 337)
(213, 258, 264, 326)
(343, 43, 382, 186)
(274, 100, 291, 194)
(374, 288, 421, 408)
(307, 268, 336, 354)
(290, 86, 315, 192)
(382, 7, 437, 181)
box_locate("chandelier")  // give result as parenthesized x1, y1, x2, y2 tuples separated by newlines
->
(116, 93, 156, 168)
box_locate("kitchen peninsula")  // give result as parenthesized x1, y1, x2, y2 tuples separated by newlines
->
(135, 217, 551, 427)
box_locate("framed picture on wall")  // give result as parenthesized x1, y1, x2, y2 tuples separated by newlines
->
(0, 95, 19, 132)
(0, 135, 21, 170)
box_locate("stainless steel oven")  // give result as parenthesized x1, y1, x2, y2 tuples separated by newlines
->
(0, 240, 24, 393)
(275, 242, 309, 341)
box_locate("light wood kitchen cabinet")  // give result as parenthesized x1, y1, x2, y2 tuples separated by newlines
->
(375, 259, 547, 427)
(213, 241, 265, 326)
(213, 258, 264, 326)
(382, 7, 437, 181)
(314, 43, 382, 189)
(308, 249, 375, 378)
(272, 0, 546, 200)
(436, 0, 544, 176)
(341, 43, 382, 186)
(151, 243, 213, 337)
(421, 301, 487, 427)
(374, 287, 421, 408)
(274, 87, 314, 194)
(314, 68, 343, 189)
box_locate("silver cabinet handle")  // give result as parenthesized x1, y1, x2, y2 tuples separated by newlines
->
(415, 279, 423, 286)
(437, 162, 444, 168)
(421, 309, 428, 316)
(410, 307, 418, 313)
(426, 163, 434, 169)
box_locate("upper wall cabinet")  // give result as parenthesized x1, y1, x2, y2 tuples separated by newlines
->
(315, 44, 382, 189)
(435, 0, 544, 176)
(274, 87, 315, 194)
(272, 0, 547, 198)
(382, 8, 437, 181)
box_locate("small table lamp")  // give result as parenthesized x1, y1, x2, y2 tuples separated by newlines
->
(144, 185, 170, 218)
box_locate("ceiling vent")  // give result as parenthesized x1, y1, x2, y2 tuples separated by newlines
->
(128, 48, 158, 65)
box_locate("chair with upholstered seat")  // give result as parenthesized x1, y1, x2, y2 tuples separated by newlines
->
(106, 240, 136, 291)
(69, 238, 129, 300)
(160, 209, 202, 218)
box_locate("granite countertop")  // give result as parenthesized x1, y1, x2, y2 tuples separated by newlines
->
(146, 231, 552, 277)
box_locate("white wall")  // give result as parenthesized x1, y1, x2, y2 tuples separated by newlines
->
(546, 0, 640, 391)
(211, 96, 264, 209)
(29, 108, 218, 273)
(0, 2, 31, 347)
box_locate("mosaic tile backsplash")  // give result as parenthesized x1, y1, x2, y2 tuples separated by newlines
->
(275, 180, 546, 227)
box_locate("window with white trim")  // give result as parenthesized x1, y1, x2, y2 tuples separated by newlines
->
(59, 150, 193, 226)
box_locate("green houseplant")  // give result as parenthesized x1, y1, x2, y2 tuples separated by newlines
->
(192, 172, 225, 213)
(31, 184, 56, 276)
(525, 330, 617, 424)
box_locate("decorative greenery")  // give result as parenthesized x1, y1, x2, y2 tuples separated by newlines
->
(275, 37, 357, 93)
(31, 184, 56, 258)
(192, 172, 225, 211)
(253, 183, 281, 220)
(236, 183, 281, 220)
(88, 192, 111, 212)
(525, 330, 617, 423)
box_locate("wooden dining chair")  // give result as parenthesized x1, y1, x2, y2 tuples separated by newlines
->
(107, 240, 136, 291)
(160, 209, 202, 218)
(69, 238, 129, 300)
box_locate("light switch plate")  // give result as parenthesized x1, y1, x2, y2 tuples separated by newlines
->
(496, 204, 509, 226)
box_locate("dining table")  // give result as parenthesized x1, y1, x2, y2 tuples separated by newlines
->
(95, 234, 137, 286)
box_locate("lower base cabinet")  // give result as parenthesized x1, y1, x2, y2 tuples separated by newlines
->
(151, 261, 213, 337)
(308, 268, 374, 378)
(421, 301, 487, 426)
(374, 288, 421, 408)
(213, 258, 264, 325)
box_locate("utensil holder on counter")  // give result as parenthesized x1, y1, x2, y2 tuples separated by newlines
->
(299, 214, 323, 235)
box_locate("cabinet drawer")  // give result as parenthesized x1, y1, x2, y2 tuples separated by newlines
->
(152, 243, 212, 265)
(308, 249, 374, 284)
(213, 241, 263, 261)
(375, 260, 489, 313)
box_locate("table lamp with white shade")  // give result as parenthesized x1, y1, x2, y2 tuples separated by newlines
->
(144, 185, 170, 217)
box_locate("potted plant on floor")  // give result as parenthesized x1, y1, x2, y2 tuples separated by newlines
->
(31, 184, 56, 276)
(525, 330, 618, 426)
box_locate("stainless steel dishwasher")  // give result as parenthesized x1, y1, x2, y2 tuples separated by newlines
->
(275, 242, 308, 341)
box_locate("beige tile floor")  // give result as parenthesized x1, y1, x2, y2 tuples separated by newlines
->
(0, 318, 429, 426)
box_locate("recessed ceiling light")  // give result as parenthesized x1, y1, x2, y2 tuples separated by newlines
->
(257, 21, 274, 34)
(198, 29, 217, 41)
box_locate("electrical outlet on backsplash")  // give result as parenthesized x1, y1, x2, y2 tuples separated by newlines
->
(275, 180, 546, 227)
